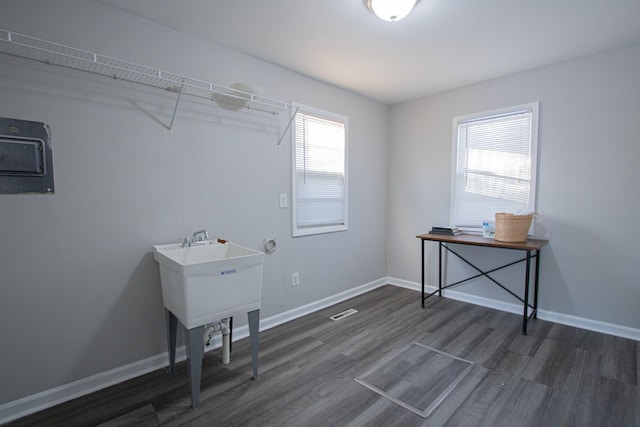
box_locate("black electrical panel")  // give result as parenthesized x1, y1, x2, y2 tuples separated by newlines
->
(0, 117, 55, 194)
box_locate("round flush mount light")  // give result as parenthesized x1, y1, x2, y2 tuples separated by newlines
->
(365, 0, 420, 22)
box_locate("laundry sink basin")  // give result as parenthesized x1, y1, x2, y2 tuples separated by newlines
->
(153, 240, 265, 329)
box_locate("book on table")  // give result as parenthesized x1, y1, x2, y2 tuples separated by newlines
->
(429, 226, 463, 235)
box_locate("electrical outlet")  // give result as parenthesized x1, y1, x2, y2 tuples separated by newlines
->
(279, 193, 288, 208)
(291, 272, 300, 287)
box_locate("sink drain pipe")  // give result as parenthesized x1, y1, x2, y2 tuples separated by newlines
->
(204, 318, 231, 364)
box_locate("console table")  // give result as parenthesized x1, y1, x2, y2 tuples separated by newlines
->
(416, 233, 548, 335)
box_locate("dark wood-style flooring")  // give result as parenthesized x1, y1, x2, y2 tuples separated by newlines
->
(8, 285, 639, 426)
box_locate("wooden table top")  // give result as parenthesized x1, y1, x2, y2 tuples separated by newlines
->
(416, 232, 548, 251)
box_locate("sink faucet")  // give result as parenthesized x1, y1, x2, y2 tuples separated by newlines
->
(192, 229, 209, 243)
(181, 230, 209, 247)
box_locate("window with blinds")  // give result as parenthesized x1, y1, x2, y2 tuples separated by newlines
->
(451, 102, 539, 232)
(292, 104, 348, 236)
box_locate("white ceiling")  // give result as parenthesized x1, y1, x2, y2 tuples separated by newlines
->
(99, 0, 640, 105)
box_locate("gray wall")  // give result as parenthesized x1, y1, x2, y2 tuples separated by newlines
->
(387, 42, 640, 330)
(0, 1, 388, 404)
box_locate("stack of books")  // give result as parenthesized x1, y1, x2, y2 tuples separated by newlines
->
(429, 226, 463, 236)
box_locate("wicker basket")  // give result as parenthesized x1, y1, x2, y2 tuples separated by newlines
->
(494, 213, 533, 242)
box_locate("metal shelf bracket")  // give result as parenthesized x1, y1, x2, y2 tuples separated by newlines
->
(277, 106, 300, 147)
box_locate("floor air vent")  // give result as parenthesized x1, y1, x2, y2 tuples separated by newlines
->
(329, 308, 358, 321)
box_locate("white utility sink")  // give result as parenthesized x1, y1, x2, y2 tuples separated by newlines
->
(153, 240, 265, 329)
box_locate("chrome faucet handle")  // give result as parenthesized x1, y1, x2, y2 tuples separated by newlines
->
(182, 236, 192, 247)
(192, 230, 209, 242)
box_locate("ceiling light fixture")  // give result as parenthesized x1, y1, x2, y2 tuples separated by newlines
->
(365, 0, 419, 22)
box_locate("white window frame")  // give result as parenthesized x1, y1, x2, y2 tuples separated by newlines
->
(450, 102, 539, 233)
(291, 103, 348, 237)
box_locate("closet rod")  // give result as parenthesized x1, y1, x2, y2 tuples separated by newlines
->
(0, 29, 295, 139)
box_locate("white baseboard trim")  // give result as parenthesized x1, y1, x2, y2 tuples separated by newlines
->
(0, 277, 388, 424)
(387, 277, 640, 341)
(0, 347, 188, 425)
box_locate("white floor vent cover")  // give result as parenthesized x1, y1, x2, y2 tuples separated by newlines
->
(355, 342, 475, 419)
(329, 308, 358, 321)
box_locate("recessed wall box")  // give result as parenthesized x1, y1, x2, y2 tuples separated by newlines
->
(0, 117, 54, 194)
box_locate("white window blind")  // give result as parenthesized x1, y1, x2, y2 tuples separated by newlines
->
(292, 105, 348, 236)
(451, 103, 539, 232)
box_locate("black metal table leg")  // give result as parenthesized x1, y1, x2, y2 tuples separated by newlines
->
(438, 242, 443, 296)
(421, 239, 425, 307)
(533, 249, 540, 319)
(522, 250, 531, 334)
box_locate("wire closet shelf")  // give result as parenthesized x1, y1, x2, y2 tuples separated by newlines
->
(0, 29, 295, 137)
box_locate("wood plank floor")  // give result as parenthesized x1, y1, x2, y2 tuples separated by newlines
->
(8, 285, 639, 426)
